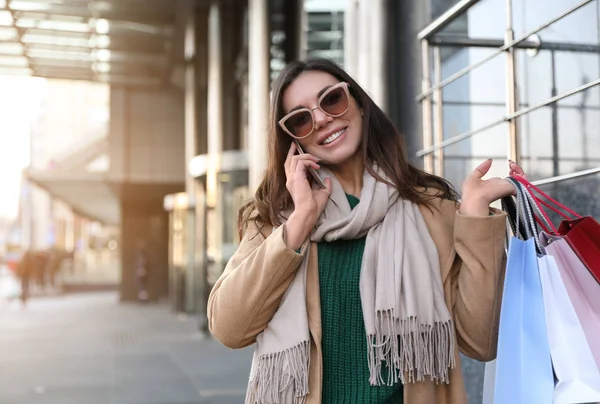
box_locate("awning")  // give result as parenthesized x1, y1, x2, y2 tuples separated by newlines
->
(0, 0, 178, 88)
(27, 169, 120, 224)
(26, 135, 119, 224)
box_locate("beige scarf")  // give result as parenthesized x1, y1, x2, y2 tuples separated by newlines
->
(246, 167, 456, 404)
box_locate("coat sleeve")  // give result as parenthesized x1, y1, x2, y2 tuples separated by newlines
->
(207, 222, 307, 349)
(452, 208, 507, 361)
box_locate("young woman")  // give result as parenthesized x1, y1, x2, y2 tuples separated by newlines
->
(208, 58, 525, 404)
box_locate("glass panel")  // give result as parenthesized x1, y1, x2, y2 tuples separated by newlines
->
(519, 86, 600, 181)
(537, 172, 600, 220)
(0, 10, 13, 26)
(440, 47, 507, 105)
(442, 122, 509, 190)
(0, 42, 24, 55)
(519, 107, 555, 180)
(436, 0, 506, 39)
(517, 49, 600, 110)
(0, 55, 28, 67)
(0, 26, 18, 41)
(305, 0, 344, 67)
(557, 95, 600, 173)
(513, 0, 599, 45)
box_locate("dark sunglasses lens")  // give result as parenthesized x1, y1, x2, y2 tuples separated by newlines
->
(320, 87, 348, 116)
(284, 111, 313, 138)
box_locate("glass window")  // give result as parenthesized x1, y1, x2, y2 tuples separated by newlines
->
(435, 0, 506, 39)
(305, 0, 344, 66)
(513, 0, 599, 45)
(537, 172, 600, 219)
(438, 46, 507, 105)
(439, 121, 509, 190)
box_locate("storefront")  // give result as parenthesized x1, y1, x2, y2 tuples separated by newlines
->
(416, 0, 600, 192)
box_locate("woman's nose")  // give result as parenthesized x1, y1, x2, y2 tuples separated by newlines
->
(313, 108, 332, 130)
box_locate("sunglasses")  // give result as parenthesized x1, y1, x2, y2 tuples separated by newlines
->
(278, 82, 351, 139)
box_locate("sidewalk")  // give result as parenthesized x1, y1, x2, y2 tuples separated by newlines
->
(0, 292, 253, 404)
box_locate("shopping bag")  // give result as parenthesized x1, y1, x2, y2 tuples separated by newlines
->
(482, 360, 497, 404)
(558, 217, 600, 284)
(540, 232, 600, 371)
(494, 237, 554, 404)
(537, 253, 600, 404)
(513, 175, 600, 284)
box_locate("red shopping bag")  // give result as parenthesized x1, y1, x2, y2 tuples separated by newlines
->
(513, 175, 600, 285)
(558, 217, 600, 283)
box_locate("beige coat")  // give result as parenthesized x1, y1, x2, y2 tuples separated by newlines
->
(208, 196, 507, 404)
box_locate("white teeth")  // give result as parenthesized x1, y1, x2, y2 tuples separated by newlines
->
(322, 128, 345, 145)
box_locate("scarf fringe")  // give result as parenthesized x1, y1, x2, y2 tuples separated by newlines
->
(367, 312, 456, 387)
(246, 340, 311, 404)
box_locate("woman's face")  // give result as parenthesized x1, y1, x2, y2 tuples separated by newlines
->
(281, 70, 363, 165)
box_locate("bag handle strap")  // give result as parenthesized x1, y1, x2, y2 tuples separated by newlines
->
(503, 178, 544, 254)
(515, 180, 558, 234)
(512, 175, 582, 220)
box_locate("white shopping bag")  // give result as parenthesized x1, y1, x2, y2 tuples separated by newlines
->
(482, 359, 496, 404)
(538, 255, 600, 404)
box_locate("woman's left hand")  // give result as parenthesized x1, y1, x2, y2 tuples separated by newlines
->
(460, 159, 527, 216)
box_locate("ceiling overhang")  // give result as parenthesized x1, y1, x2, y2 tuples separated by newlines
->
(0, 0, 179, 88)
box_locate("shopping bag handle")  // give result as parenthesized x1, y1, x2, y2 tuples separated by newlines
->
(503, 178, 545, 254)
(511, 175, 582, 235)
(511, 175, 582, 220)
(510, 179, 558, 235)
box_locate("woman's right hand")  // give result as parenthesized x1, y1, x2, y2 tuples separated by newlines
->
(284, 142, 332, 250)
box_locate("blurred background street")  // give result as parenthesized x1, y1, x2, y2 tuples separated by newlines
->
(0, 290, 253, 404)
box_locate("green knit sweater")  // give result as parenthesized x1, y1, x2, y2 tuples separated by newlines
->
(318, 195, 403, 403)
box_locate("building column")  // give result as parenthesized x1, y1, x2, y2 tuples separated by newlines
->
(283, 0, 305, 62)
(344, 0, 359, 77)
(248, 0, 270, 192)
(356, 0, 387, 110)
(207, 1, 224, 204)
(184, 4, 200, 314)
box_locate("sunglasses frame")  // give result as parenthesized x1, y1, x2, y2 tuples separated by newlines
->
(278, 81, 351, 139)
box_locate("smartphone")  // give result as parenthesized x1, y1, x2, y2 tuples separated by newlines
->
(293, 140, 327, 189)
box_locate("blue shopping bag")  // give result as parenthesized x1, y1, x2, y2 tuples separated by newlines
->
(493, 236, 554, 404)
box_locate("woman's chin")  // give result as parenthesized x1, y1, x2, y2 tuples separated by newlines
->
(318, 146, 361, 166)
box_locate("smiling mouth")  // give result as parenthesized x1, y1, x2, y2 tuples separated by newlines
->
(320, 128, 347, 145)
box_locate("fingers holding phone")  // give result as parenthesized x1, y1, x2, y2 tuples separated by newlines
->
(284, 142, 331, 230)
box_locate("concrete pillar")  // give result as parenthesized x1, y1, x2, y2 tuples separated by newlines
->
(248, 0, 270, 193)
(206, 1, 225, 207)
(184, 4, 199, 314)
(221, 1, 243, 151)
(184, 8, 199, 205)
(356, 0, 387, 110)
(344, 0, 359, 77)
(283, 0, 305, 62)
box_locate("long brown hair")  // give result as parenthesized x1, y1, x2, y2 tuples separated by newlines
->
(239, 58, 457, 236)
